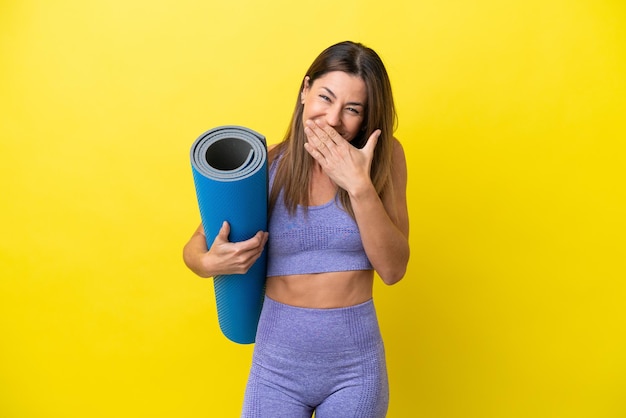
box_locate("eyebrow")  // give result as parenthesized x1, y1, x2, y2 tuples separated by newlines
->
(321, 87, 365, 107)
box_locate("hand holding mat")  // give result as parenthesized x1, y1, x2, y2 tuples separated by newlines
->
(190, 126, 268, 344)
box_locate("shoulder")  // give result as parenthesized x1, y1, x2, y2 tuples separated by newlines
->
(391, 136, 404, 155)
(268, 142, 290, 165)
(382, 137, 409, 231)
(390, 137, 407, 170)
(388, 136, 407, 197)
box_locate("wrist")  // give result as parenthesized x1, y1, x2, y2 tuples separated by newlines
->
(347, 180, 376, 201)
(199, 252, 219, 278)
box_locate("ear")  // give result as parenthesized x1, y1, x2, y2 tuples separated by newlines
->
(301, 76, 311, 103)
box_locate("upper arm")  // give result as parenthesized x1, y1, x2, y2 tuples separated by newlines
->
(383, 138, 409, 238)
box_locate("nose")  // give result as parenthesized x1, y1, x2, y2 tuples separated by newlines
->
(325, 105, 342, 128)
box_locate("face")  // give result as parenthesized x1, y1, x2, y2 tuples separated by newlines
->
(301, 71, 367, 142)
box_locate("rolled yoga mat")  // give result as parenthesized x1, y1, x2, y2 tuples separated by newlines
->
(190, 125, 268, 344)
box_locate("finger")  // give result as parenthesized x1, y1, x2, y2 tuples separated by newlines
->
(235, 236, 267, 270)
(238, 230, 268, 251)
(251, 230, 269, 249)
(215, 221, 230, 243)
(305, 126, 337, 162)
(303, 126, 316, 145)
(306, 119, 336, 148)
(363, 129, 381, 157)
(314, 119, 343, 145)
(260, 231, 269, 247)
(304, 142, 327, 164)
(306, 119, 336, 146)
(304, 121, 324, 147)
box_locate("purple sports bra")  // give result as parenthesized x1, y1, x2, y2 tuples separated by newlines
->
(266, 157, 373, 277)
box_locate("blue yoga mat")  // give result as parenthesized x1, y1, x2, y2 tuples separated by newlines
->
(190, 125, 268, 344)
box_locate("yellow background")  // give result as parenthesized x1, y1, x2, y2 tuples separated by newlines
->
(1, 0, 625, 417)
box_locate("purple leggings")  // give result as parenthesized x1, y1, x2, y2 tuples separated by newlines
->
(241, 296, 389, 418)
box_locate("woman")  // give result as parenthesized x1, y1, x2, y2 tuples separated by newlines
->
(183, 41, 409, 418)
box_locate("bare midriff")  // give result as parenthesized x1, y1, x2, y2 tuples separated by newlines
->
(265, 270, 374, 309)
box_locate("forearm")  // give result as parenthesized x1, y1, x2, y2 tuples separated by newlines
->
(182, 228, 214, 278)
(349, 184, 410, 285)
(182, 222, 269, 278)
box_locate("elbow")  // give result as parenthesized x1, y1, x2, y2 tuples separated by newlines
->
(182, 245, 195, 273)
(379, 266, 407, 286)
(377, 259, 408, 286)
(377, 250, 410, 286)
(182, 246, 212, 278)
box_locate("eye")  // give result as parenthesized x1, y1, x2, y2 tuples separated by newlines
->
(319, 94, 331, 102)
(346, 107, 361, 115)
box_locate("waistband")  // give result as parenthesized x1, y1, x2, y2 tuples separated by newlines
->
(255, 296, 382, 352)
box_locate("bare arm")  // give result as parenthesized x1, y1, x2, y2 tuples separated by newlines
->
(184, 144, 276, 278)
(304, 120, 410, 284)
(348, 139, 409, 284)
(182, 222, 269, 278)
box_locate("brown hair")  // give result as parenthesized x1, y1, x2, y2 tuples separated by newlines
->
(269, 41, 397, 218)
